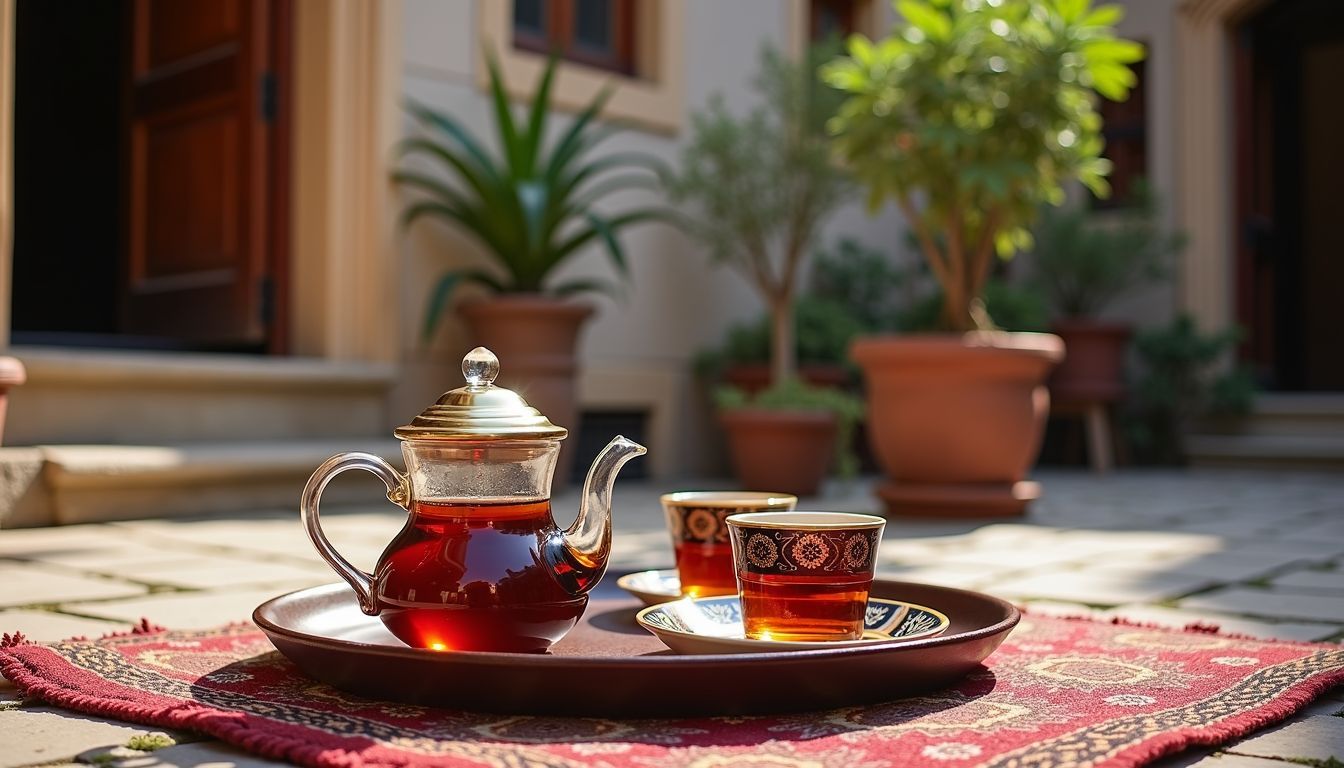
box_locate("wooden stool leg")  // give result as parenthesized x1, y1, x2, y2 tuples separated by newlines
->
(1084, 403, 1114, 473)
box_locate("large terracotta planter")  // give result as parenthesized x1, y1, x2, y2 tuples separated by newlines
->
(719, 408, 837, 497)
(0, 357, 25, 445)
(1049, 319, 1131, 402)
(458, 296, 594, 487)
(851, 333, 1064, 518)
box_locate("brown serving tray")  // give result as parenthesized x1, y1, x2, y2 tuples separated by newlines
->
(253, 579, 1019, 717)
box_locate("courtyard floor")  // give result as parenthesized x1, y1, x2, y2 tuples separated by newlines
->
(0, 467, 1341, 767)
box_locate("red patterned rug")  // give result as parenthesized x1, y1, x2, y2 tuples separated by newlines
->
(2, 614, 1342, 768)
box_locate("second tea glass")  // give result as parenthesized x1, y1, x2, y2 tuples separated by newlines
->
(726, 511, 886, 641)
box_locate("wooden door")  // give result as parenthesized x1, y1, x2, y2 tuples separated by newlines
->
(122, 0, 281, 347)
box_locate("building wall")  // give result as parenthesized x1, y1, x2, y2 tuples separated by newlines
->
(1104, 0, 1182, 330)
(393, 0, 903, 478)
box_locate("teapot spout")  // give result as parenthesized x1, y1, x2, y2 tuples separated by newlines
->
(554, 435, 646, 595)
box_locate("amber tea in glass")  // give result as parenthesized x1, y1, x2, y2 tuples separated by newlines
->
(727, 511, 885, 642)
(661, 492, 796, 597)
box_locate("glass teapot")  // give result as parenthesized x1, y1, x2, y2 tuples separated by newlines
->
(301, 347, 646, 653)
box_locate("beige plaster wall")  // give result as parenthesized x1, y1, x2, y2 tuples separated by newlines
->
(1101, 0, 1181, 330)
(394, 0, 904, 478)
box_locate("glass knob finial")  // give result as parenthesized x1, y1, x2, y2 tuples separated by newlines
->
(462, 347, 499, 388)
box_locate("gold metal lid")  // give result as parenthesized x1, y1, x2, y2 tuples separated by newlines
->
(393, 347, 568, 441)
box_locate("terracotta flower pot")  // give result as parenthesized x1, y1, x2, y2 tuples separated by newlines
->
(1049, 319, 1132, 403)
(851, 333, 1064, 518)
(719, 408, 838, 497)
(458, 296, 594, 487)
(0, 357, 25, 445)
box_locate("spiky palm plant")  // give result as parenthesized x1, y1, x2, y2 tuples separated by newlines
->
(395, 54, 667, 339)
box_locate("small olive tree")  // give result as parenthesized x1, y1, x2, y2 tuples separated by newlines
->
(667, 45, 851, 387)
(823, 0, 1144, 332)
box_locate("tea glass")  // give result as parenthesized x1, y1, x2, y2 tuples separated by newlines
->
(726, 511, 886, 642)
(660, 491, 797, 597)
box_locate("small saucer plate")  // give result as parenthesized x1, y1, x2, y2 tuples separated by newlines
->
(636, 595, 950, 654)
(616, 569, 682, 605)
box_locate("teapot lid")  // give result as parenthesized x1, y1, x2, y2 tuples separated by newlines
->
(393, 347, 568, 441)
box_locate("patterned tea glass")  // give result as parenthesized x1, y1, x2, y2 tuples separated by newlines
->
(726, 511, 886, 641)
(661, 491, 797, 597)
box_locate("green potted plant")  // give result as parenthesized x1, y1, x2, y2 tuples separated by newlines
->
(824, 0, 1143, 516)
(395, 54, 666, 482)
(1126, 315, 1255, 464)
(1030, 185, 1184, 402)
(667, 45, 856, 496)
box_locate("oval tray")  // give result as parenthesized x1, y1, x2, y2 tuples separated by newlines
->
(253, 579, 1019, 717)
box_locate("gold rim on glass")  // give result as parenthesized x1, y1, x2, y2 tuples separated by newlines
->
(660, 491, 797, 509)
(724, 511, 886, 530)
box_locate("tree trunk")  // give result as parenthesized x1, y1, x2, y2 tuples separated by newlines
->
(769, 297, 796, 387)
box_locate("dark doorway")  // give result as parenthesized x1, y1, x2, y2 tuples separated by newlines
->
(1234, 0, 1344, 391)
(11, 0, 291, 354)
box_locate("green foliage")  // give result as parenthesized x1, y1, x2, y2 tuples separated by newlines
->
(667, 43, 852, 383)
(1125, 315, 1256, 464)
(395, 53, 669, 339)
(824, 0, 1144, 330)
(715, 379, 866, 478)
(1031, 184, 1185, 317)
(809, 238, 910, 332)
(695, 239, 904, 378)
(124, 734, 176, 751)
(702, 298, 868, 370)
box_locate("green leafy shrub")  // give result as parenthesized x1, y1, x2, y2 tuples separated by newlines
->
(824, 0, 1144, 331)
(1031, 184, 1185, 318)
(1125, 315, 1256, 464)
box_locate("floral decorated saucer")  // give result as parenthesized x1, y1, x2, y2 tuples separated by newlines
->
(635, 595, 950, 654)
(615, 569, 683, 605)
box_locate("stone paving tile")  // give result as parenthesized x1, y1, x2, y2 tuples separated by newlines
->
(4, 540, 211, 572)
(1225, 715, 1344, 762)
(0, 707, 164, 768)
(0, 609, 125, 642)
(1178, 755, 1307, 768)
(129, 557, 331, 590)
(988, 566, 1216, 606)
(1103, 604, 1342, 642)
(1138, 548, 1324, 582)
(1180, 587, 1344, 623)
(1303, 696, 1344, 717)
(1270, 568, 1344, 594)
(1224, 537, 1344, 562)
(0, 524, 116, 556)
(932, 546, 1101, 570)
(881, 563, 1023, 589)
(0, 564, 147, 608)
(104, 740, 294, 768)
(63, 588, 283, 629)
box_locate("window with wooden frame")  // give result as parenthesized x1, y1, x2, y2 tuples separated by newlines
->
(810, 0, 861, 42)
(513, 0, 636, 76)
(1094, 50, 1148, 209)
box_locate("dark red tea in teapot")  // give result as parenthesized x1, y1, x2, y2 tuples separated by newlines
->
(374, 499, 588, 653)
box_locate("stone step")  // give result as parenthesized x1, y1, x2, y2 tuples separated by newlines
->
(1187, 433, 1344, 469)
(1204, 393, 1344, 438)
(0, 439, 404, 527)
(5, 347, 396, 445)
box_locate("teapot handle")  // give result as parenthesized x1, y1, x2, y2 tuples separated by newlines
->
(301, 452, 410, 616)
